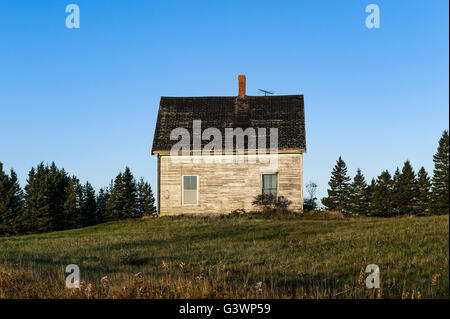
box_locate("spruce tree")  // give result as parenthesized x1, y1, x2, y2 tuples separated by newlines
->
(431, 130, 449, 215)
(0, 164, 24, 235)
(81, 182, 97, 226)
(372, 170, 394, 217)
(121, 167, 138, 218)
(96, 187, 110, 223)
(4, 161, 101, 234)
(23, 163, 52, 233)
(48, 162, 70, 230)
(106, 173, 130, 220)
(22, 162, 71, 233)
(397, 161, 417, 216)
(105, 168, 140, 220)
(105, 173, 124, 220)
(137, 178, 157, 217)
(322, 156, 351, 214)
(0, 162, 12, 234)
(348, 169, 369, 216)
(63, 176, 83, 229)
(7, 169, 24, 233)
(416, 167, 431, 216)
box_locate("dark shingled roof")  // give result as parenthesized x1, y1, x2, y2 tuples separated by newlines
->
(152, 95, 306, 153)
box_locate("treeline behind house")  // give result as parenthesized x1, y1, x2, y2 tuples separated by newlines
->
(320, 130, 449, 216)
(0, 164, 156, 236)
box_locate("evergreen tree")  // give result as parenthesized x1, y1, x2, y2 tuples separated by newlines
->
(22, 162, 71, 233)
(105, 167, 139, 220)
(121, 167, 138, 217)
(372, 170, 394, 217)
(80, 182, 97, 226)
(63, 176, 83, 229)
(8, 169, 23, 215)
(322, 156, 351, 214)
(105, 173, 125, 220)
(416, 167, 431, 216)
(106, 167, 139, 220)
(0, 164, 24, 235)
(48, 163, 70, 230)
(348, 169, 369, 216)
(137, 178, 157, 217)
(0, 163, 12, 234)
(22, 163, 52, 233)
(96, 187, 110, 223)
(431, 130, 449, 215)
(1, 160, 114, 235)
(396, 161, 417, 216)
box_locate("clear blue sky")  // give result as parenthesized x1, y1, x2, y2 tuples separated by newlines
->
(0, 0, 448, 201)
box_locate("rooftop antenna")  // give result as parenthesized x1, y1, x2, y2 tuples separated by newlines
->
(258, 89, 275, 96)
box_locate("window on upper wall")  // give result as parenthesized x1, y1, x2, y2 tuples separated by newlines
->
(183, 175, 198, 205)
(262, 174, 277, 197)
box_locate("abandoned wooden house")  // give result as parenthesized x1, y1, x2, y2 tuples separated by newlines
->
(151, 75, 306, 215)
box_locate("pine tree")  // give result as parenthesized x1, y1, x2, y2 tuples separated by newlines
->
(22, 162, 71, 233)
(96, 187, 110, 223)
(7, 169, 23, 233)
(0, 162, 12, 235)
(63, 176, 83, 229)
(3, 161, 102, 234)
(105, 168, 140, 220)
(137, 178, 157, 217)
(372, 170, 394, 217)
(0, 164, 24, 235)
(431, 130, 449, 215)
(80, 182, 97, 226)
(348, 169, 369, 216)
(121, 167, 138, 218)
(396, 161, 417, 216)
(22, 163, 52, 233)
(105, 173, 124, 220)
(322, 156, 351, 214)
(416, 167, 431, 216)
(48, 162, 70, 230)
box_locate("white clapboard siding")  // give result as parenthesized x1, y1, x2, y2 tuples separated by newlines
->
(159, 153, 303, 215)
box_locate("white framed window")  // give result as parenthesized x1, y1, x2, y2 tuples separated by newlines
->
(262, 174, 277, 197)
(182, 175, 198, 205)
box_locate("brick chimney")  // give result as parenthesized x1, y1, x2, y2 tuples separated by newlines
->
(238, 75, 246, 96)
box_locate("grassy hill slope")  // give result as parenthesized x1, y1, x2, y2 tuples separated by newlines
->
(0, 215, 448, 298)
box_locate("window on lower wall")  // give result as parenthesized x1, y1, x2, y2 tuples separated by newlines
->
(262, 174, 277, 197)
(183, 175, 198, 205)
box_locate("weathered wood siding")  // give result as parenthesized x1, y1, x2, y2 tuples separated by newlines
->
(159, 153, 303, 215)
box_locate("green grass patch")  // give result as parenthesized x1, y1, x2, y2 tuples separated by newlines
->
(0, 215, 448, 298)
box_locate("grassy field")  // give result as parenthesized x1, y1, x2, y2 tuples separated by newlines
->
(0, 214, 448, 299)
